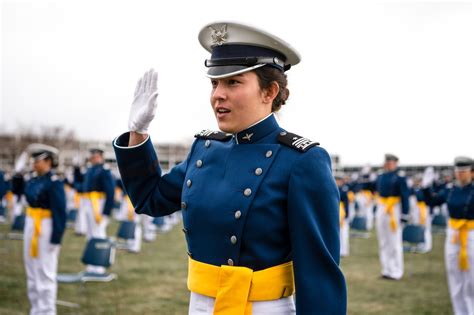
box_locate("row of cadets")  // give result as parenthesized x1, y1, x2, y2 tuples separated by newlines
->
(343, 173, 358, 223)
(74, 145, 115, 274)
(335, 172, 350, 257)
(354, 165, 377, 231)
(63, 169, 78, 227)
(0, 169, 8, 222)
(432, 169, 453, 218)
(423, 157, 474, 315)
(73, 164, 87, 235)
(375, 153, 410, 280)
(408, 171, 433, 253)
(18, 144, 67, 315)
(116, 179, 142, 253)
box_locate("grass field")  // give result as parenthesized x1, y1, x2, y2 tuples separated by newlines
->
(0, 221, 453, 315)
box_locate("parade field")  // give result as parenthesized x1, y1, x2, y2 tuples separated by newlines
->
(0, 222, 452, 315)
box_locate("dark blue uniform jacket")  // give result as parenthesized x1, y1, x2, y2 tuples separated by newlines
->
(113, 114, 347, 314)
(424, 183, 474, 220)
(376, 169, 410, 215)
(24, 172, 66, 244)
(75, 164, 115, 216)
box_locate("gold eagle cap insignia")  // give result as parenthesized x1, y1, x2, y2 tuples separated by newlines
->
(209, 24, 228, 46)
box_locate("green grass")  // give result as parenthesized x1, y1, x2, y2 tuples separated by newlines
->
(0, 222, 452, 314)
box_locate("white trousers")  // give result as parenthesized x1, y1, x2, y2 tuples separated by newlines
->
(142, 214, 157, 242)
(83, 197, 109, 273)
(446, 228, 474, 315)
(375, 202, 404, 279)
(188, 292, 296, 315)
(12, 194, 26, 221)
(340, 220, 350, 257)
(410, 198, 432, 253)
(23, 217, 60, 315)
(74, 196, 87, 235)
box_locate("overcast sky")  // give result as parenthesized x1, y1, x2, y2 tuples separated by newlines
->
(2, 0, 473, 166)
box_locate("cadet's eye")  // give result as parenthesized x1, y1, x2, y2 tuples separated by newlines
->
(228, 79, 239, 85)
(211, 80, 218, 88)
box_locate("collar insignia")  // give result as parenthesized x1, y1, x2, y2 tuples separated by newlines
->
(242, 133, 254, 141)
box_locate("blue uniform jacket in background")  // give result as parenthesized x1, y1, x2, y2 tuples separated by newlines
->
(24, 172, 67, 244)
(424, 182, 474, 220)
(75, 164, 115, 216)
(0, 171, 7, 200)
(113, 114, 347, 314)
(339, 185, 350, 218)
(376, 169, 410, 215)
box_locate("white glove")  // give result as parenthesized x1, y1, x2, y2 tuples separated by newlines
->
(14, 151, 29, 173)
(128, 69, 159, 134)
(421, 166, 435, 188)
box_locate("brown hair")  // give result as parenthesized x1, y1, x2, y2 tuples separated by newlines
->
(254, 66, 289, 112)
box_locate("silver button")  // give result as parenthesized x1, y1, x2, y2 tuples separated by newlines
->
(255, 168, 263, 176)
(182, 228, 187, 234)
(244, 188, 252, 197)
(187, 251, 192, 257)
(186, 179, 192, 187)
(234, 210, 242, 219)
(280, 131, 287, 136)
(265, 150, 273, 158)
(205, 140, 211, 148)
(196, 160, 203, 168)
(230, 235, 237, 244)
(227, 259, 234, 266)
(181, 202, 187, 210)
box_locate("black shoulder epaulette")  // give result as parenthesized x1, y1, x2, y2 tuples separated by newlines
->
(277, 131, 319, 152)
(194, 130, 232, 141)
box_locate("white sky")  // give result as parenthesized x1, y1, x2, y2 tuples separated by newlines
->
(1, 0, 473, 166)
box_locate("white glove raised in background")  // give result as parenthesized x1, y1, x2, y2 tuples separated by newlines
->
(14, 151, 29, 173)
(128, 69, 159, 134)
(421, 166, 435, 188)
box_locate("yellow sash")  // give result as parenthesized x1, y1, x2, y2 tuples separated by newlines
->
(74, 192, 81, 209)
(417, 201, 427, 226)
(379, 197, 401, 232)
(85, 191, 106, 224)
(339, 202, 346, 227)
(187, 257, 294, 315)
(361, 190, 373, 202)
(6, 191, 14, 209)
(347, 191, 355, 204)
(449, 219, 474, 271)
(26, 207, 52, 258)
(126, 196, 134, 221)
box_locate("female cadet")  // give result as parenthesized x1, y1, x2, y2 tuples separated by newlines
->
(113, 22, 346, 314)
(22, 144, 66, 315)
(424, 157, 474, 315)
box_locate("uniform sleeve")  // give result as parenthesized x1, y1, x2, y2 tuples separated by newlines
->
(73, 166, 84, 192)
(287, 147, 347, 314)
(101, 169, 116, 216)
(113, 132, 191, 217)
(49, 180, 67, 244)
(423, 186, 448, 207)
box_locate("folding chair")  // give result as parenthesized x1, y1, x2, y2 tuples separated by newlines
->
(431, 214, 447, 234)
(57, 238, 117, 283)
(350, 216, 370, 238)
(115, 220, 136, 250)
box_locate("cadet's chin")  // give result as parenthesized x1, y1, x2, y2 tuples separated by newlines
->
(216, 121, 236, 134)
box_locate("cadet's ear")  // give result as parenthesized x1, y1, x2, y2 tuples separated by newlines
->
(263, 81, 279, 104)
